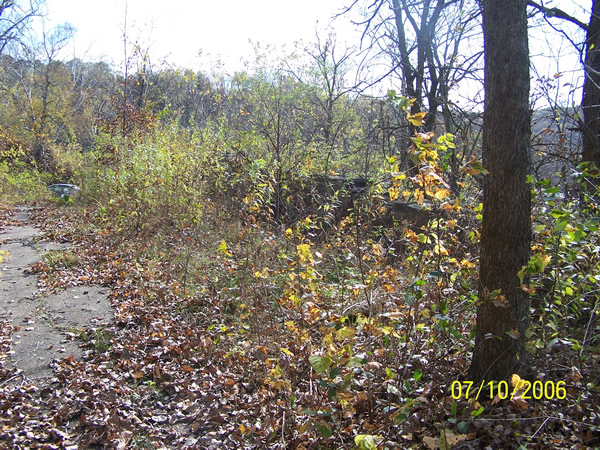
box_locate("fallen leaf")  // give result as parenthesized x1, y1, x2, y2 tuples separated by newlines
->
(423, 436, 437, 449)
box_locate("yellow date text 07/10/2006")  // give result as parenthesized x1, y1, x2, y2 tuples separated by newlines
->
(450, 379, 567, 401)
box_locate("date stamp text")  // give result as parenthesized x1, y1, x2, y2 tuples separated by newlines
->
(450, 379, 566, 401)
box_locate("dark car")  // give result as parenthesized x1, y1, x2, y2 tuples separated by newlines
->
(48, 184, 81, 198)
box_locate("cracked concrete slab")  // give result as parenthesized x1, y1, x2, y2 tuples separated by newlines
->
(44, 285, 113, 329)
(10, 317, 81, 380)
(0, 228, 41, 314)
(0, 207, 113, 382)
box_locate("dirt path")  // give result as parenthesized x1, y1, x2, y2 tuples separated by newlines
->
(0, 207, 113, 382)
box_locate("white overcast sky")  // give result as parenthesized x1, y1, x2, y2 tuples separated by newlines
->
(39, 0, 588, 106)
(44, 0, 363, 72)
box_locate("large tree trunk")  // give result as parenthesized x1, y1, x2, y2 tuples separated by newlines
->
(469, 0, 531, 382)
(582, 0, 600, 167)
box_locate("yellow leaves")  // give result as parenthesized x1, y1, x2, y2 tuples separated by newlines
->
(434, 188, 450, 201)
(352, 284, 367, 296)
(301, 216, 313, 228)
(509, 374, 529, 409)
(284, 321, 298, 333)
(511, 373, 524, 389)
(382, 283, 395, 293)
(336, 326, 356, 341)
(388, 186, 399, 201)
(437, 133, 455, 149)
(434, 242, 448, 256)
(355, 434, 382, 450)
(289, 293, 302, 307)
(304, 157, 315, 170)
(405, 229, 419, 243)
(460, 259, 477, 270)
(441, 201, 459, 213)
(421, 169, 447, 185)
(387, 154, 400, 174)
(269, 363, 282, 377)
(254, 267, 270, 278)
(371, 242, 383, 257)
(414, 189, 425, 206)
(217, 239, 232, 257)
(393, 172, 406, 183)
(307, 303, 321, 320)
(265, 369, 291, 391)
(280, 347, 294, 357)
(297, 243, 313, 266)
(380, 326, 393, 335)
(404, 160, 451, 204)
(407, 111, 427, 126)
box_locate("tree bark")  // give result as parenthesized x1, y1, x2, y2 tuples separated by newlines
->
(470, 0, 532, 382)
(582, 0, 600, 167)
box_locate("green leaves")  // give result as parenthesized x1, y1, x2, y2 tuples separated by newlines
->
(387, 91, 415, 111)
(309, 355, 332, 374)
(518, 253, 551, 284)
(471, 405, 485, 417)
(314, 423, 333, 438)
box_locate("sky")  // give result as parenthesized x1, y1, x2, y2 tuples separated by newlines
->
(39, 0, 588, 107)
(44, 0, 364, 73)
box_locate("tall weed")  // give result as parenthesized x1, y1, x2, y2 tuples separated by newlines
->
(87, 124, 228, 240)
(0, 161, 50, 204)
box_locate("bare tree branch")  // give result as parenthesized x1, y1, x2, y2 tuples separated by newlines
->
(527, 0, 588, 31)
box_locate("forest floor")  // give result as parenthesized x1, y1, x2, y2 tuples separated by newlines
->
(0, 203, 598, 449)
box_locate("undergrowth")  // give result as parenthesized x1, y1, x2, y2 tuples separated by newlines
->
(30, 114, 598, 447)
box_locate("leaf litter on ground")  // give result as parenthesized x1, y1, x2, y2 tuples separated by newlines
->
(0, 204, 597, 449)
